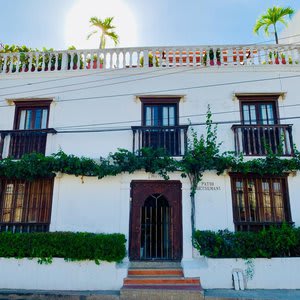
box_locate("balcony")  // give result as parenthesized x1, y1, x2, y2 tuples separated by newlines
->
(1, 44, 299, 75)
(232, 124, 293, 156)
(0, 223, 49, 233)
(0, 129, 57, 159)
(132, 125, 189, 156)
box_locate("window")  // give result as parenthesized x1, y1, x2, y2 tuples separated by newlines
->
(14, 101, 50, 130)
(143, 103, 177, 126)
(241, 101, 278, 125)
(232, 95, 293, 156)
(231, 174, 292, 231)
(0, 178, 54, 232)
(9, 100, 52, 159)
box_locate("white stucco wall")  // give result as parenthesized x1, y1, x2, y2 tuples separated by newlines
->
(1, 67, 300, 158)
(0, 258, 127, 290)
(183, 257, 300, 289)
(1, 64, 300, 291)
(0, 257, 299, 290)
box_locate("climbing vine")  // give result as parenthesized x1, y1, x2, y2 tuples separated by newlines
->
(1, 109, 300, 239)
(179, 107, 233, 234)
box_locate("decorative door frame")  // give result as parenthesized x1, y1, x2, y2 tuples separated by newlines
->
(129, 180, 182, 261)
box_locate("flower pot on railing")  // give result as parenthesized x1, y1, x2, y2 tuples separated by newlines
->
(140, 53, 159, 67)
(238, 50, 244, 64)
(216, 49, 221, 66)
(222, 50, 228, 64)
(273, 51, 280, 64)
(209, 49, 214, 66)
(87, 61, 104, 69)
(268, 52, 273, 64)
(202, 52, 207, 66)
(87, 55, 104, 69)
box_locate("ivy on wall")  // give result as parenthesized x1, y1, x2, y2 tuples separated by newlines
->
(4, 108, 300, 232)
(1, 145, 299, 182)
(1, 108, 300, 236)
(0, 148, 177, 181)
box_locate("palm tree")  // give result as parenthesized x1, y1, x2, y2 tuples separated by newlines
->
(253, 6, 295, 44)
(87, 17, 119, 49)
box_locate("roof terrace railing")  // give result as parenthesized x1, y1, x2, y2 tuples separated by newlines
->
(1, 44, 299, 75)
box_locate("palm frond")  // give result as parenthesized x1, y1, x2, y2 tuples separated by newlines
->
(253, 5, 295, 40)
(88, 16, 119, 49)
(86, 30, 98, 40)
(106, 31, 119, 45)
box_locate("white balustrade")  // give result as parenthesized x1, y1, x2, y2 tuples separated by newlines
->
(1, 44, 300, 75)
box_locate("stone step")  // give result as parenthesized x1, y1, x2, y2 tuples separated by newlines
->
(128, 268, 184, 277)
(129, 261, 181, 269)
(123, 277, 201, 286)
(120, 287, 204, 300)
(122, 284, 202, 290)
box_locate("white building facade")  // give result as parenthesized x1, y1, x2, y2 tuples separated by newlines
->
(0, 45, 300, 290)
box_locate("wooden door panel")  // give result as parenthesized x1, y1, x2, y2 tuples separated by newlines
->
(129, 180, 182, 261)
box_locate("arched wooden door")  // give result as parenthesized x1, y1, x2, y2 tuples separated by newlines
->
(129, 180, 182, 261)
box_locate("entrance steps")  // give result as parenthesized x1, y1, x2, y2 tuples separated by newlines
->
(120, 261, 204, 300)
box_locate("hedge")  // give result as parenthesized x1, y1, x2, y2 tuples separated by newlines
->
(0, 231, 126, 264)
(193, 224, 300, 259)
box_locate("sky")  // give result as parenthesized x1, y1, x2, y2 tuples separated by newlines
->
(0, 0, 299, 50)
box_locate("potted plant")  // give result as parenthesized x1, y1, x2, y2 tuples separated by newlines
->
(222, 50, 228, 64)
(209, 49, 214, 65)
(216, 49, 221, 66)
(268, 51, 273, 64)
(140, 53, 159, 67)
(274, 52, 280, 64)
(202, 51, 207, 66)
(87, 54, 104, 69)
(281, 53, 286, 64)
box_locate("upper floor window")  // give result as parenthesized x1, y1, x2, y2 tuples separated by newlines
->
(144, 103, 177, 126)
(230, 174, 292, 231)
(241, 101, 278, 125)
(232, 95, 293, 156)
(14, 101, 51, 130)
(131, 97, 188, 156)
(4, 100, 54, 159)
(0, 178, 54, 232)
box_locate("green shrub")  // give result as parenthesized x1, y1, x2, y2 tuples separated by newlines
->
(0, 231, 126, 264)
(193, 224, 299, 259)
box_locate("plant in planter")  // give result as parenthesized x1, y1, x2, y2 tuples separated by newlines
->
(140, 53, 159, 67)
(268, 51, 273, 64)
(274, 52, 280, 64)
(86, 54, 104, 69)
(209, 48, 214, 65)
(202, 51, 207, 66)
(281, 53, 286, 64)
(288, 56, 293, 64)
(67, 46, 84, 70)
(216, 49, 221, 66)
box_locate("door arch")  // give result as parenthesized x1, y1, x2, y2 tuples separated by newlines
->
(129, 180, 182, 261)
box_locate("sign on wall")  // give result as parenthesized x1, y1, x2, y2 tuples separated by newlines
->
(196, 181, 221, 191)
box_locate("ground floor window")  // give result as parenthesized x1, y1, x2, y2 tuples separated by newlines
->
(0, 178, 54, 232)
(230, 174, 292, 231)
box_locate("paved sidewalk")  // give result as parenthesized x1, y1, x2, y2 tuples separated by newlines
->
(1, 289, 300, 299)
(205, 289, 300, 300)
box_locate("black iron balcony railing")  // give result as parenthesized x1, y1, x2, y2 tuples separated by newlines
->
(0, 129, 57, 159)
(232, 124, 293, 156)
(132, 125, 189, 156)
(0, 222, 49, 233)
